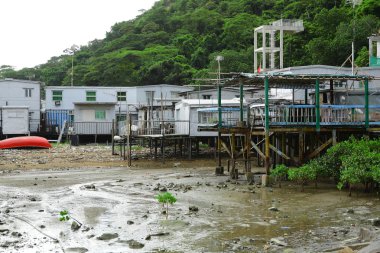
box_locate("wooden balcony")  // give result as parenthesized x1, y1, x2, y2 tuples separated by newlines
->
(251, 104, 380, 128)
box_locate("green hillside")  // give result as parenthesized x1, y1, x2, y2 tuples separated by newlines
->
(1, 0, 379, 86)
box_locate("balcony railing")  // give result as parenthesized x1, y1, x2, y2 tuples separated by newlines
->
(251, 104, 380, 127)
(67, 122, 113, 135)
(118, 120, 190, 136)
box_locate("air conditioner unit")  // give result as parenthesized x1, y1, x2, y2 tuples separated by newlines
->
(55, 101, 61, 106)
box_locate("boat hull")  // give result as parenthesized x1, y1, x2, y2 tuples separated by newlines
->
(0, 136, 52, 149)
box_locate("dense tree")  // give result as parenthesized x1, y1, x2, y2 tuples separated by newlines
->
(2, 0, 380, 86)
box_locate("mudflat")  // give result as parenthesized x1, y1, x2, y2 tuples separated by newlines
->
(0, 145, 379, 252)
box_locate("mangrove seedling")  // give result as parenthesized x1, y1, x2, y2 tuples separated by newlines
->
(156, 192, 177, 219)
(59, 210, 82, 230)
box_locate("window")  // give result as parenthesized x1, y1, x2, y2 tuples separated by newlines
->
(86, 91, 96, 101)
(68, 110, 74, 122)
(52, 90, 63, 101)
(146, 91, 155, 104)
(171, 91, 179, 98)
(203, 95, 211, 99)
(116, 114, 127, 122)
(24, 88, 33, 97)
(117, 91, 126, 102)
(95, 110, 106, 120)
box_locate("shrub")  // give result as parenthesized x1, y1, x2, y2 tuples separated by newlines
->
(287, 164, 317, 192)
(271, 164, 288, 188)
(156, 192, 177, 219)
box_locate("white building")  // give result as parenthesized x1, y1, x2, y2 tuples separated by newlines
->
(45, 84, 193, 134)
(0, 79, 41, 134)
(175, 98, 247, 137)
(270, 65, 380, 103)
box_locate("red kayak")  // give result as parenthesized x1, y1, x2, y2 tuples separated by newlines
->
(0, 136, 52, 149)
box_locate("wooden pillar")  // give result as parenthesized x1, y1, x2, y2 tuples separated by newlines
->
(329, 79, 334, 104)
(332, 129, 337, 146)
(281, 133, 286, 164)
(299, 132, 304, 164)
(154, 139, 158, 159)
(246, 132, 251, 172)
(161, 137, 165, 163)
(188, 138, 192, 160)
(216, 84, 224, 174)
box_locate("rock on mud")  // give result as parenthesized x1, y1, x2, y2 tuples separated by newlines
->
(65, 247, 89, 253)
(97, 233, 119, 241)
(270, 237, 288, 246)
(189, 206, 199, 212)
(127, 239, 144, 249)
(268, 207, 279, 212)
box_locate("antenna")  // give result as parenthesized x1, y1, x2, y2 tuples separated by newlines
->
(346, 0, 362, 74)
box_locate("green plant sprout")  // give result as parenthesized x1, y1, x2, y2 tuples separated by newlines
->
(156, 192, 177, 219)
(59, 210, 82, 228)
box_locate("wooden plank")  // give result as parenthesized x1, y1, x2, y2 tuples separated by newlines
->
(57, 120, 67, 144)
(307, 138, 333, 159)
(250, 140, 266, 159)
(269, 144, 290, 160)
(221, 140, 232, 158)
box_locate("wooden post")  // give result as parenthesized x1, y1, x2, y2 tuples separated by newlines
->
(111, 119, 115, 155)
(154, 139, 158, 159)
(329, 79, 334, 104)
(188, 138, 192, 160)
(332, 129, 337, 146)
(216, 84, 224, 174)
(128, 115, 132, 166)
(299, 132, 304, 164)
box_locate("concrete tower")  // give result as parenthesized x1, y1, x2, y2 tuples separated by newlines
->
(254, 19, 304, 73)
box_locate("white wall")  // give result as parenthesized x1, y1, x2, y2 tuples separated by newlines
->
(2, 107, 29, 135)
(0, 79, 40, 132)
(46, 84, 193, 113)
(74, 104, 115, 122)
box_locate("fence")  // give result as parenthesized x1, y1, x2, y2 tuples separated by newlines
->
(67, 122, 113, 135)
(251, 104, 380, 127)
(118, 120, 190, 136)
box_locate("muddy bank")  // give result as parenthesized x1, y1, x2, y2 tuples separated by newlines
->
(0, 165, 380, 253)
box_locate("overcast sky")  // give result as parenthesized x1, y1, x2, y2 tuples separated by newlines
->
(0, 0, 158, 69)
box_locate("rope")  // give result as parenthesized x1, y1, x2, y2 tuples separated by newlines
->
(5, 213, 66, 253)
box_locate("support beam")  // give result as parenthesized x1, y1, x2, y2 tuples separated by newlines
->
(221, 140, 233, 158)
(251, 140, 265, 159)
(332, 129, 337, 146)
(254, 31, 258, 72)
(262, 29, 266, 72)
(269, 144, 290, 160)
(307, 138, 333, 160)
(299, 132, 304, 164)
(270, 31, 275, 69)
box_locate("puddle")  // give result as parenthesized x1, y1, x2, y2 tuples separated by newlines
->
(0, 167, 379, 252)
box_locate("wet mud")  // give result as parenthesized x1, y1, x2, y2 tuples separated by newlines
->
(0, 165, 380, 252)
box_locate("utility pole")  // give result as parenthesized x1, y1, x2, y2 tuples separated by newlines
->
(215, 55, 224, 175)
(63, 44, 79, 86)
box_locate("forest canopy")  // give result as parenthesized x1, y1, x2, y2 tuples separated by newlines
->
(1, 0, 379, 86)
